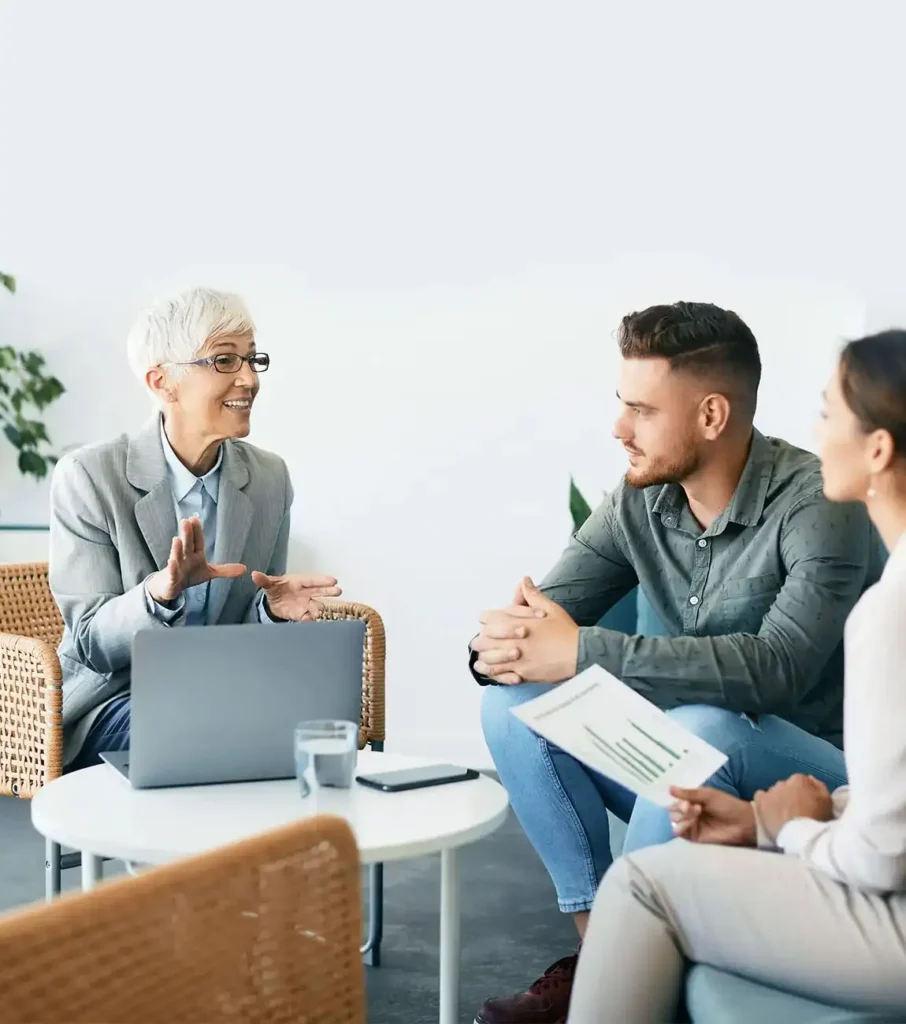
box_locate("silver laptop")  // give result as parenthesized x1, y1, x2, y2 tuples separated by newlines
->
(101, 620, 365, 789)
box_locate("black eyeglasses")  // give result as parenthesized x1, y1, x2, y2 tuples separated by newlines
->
(164, 352, 270, 374)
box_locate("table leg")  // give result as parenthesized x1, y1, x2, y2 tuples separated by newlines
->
(361, 862, 384, 966)
(45, 839, 61, 902)
(439, 847, 460, 1024)
(81, 853, 103, 892)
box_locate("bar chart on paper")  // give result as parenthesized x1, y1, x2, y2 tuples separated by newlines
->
(583, 718, 685, 788)
(510, 666, 728, 806)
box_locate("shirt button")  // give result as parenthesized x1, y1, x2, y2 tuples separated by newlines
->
(698, 539, 708, 548)
(689, 595, 700, 606)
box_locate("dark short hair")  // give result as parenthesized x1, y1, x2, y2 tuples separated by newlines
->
(619, 301, 762, 418)
(840, 330, 906, 457)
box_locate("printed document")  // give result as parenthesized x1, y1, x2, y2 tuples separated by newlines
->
(510, 665, 728, 806)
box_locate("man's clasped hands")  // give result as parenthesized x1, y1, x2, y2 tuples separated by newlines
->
(470, 576, 580, 685)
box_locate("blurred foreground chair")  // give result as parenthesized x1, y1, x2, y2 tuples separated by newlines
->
(0, 814, 365, 1024)
(0, 564, 387, 964)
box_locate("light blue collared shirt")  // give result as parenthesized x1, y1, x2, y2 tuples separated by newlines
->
(145, 418, 276, 625)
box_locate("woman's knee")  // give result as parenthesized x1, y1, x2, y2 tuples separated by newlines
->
(613, 842, 698, 900)
(592, 854, 658, 920)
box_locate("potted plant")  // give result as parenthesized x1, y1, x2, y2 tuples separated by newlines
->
(0, 274, 65, 481)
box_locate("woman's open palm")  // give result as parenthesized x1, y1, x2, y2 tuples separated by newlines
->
(147, 517, 246, 603)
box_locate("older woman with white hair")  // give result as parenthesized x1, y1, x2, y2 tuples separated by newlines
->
(50, 287, 340, 771)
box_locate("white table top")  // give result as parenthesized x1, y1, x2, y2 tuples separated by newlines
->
(31, 751, 509, 866)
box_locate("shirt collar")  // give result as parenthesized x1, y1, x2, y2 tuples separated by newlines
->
(159, 417, 223, 503)
(650, 481, 684, 526)
(723, 429, 773, 528)
(650, 429, 774, 533)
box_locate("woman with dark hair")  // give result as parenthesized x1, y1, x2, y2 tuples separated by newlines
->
(568, 331, 906, 1022)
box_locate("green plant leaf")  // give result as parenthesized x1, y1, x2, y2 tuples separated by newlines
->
(0, 280, 65, 477)
(32, 377, 64, 408)
(569, 476, 594, 532)
(24, 419, 49, 443)
(20, 351, 46, 376)
(3, 423, 22, 448)
(18, 449, 49, 478)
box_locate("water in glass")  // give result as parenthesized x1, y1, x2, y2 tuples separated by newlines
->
(295, 720, 357, 799)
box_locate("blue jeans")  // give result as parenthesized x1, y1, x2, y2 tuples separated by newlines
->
(482, 684, 847, 913)
(66, 694, 131, 773)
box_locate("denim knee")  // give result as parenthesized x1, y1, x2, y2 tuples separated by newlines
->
(665, 704, 746, 748)
(480, 683, 546, 761)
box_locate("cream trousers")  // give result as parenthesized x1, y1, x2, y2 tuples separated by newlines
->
(569, 840, 906, 1023)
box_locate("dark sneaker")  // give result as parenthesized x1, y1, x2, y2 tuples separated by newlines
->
(474, 954, 578, 1023)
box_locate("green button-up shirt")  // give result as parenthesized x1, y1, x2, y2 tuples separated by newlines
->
(502, 431, 883, 746)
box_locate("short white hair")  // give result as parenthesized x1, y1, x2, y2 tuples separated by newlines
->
(126, 287, 256, 386)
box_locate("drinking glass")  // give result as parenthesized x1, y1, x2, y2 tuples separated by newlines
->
(294, 720, 358, 799)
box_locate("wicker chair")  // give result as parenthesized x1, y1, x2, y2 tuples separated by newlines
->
(0, 814, 366, 1024)
(0, 561, 65, 799)
(0, 562, 388, 963)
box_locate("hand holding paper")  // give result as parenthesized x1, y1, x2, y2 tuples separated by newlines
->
(669, 786, 756, 845)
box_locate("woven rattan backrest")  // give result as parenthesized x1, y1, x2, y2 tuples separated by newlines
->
(318, 600, 386, 748)
(0, 814, 365, 1023)
(0, 562, 64, 646)
(0, 562, 63, 795)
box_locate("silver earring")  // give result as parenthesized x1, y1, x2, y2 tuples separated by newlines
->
(867, 478, 877, 499)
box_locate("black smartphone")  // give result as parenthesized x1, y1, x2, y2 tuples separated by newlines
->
(356, 764, 480, 793)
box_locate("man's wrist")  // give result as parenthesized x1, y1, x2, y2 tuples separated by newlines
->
(576, 624, 626, 676)
(568, 626, 580, 677)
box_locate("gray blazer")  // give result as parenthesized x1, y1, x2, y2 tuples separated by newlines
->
(49, 417, 293, 763)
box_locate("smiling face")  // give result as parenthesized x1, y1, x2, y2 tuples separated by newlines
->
(150, 331, 261, 442)
(613, 357, 708, 487)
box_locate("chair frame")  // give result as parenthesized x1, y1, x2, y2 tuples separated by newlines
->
(0, 564, 387, 965)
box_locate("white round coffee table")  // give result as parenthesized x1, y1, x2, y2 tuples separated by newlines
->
(31, 750, 508, 1024)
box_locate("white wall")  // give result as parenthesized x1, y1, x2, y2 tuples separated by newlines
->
(1, 1, 900, 766)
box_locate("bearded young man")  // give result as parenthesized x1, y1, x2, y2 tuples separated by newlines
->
(469, 302, 885, 1024)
